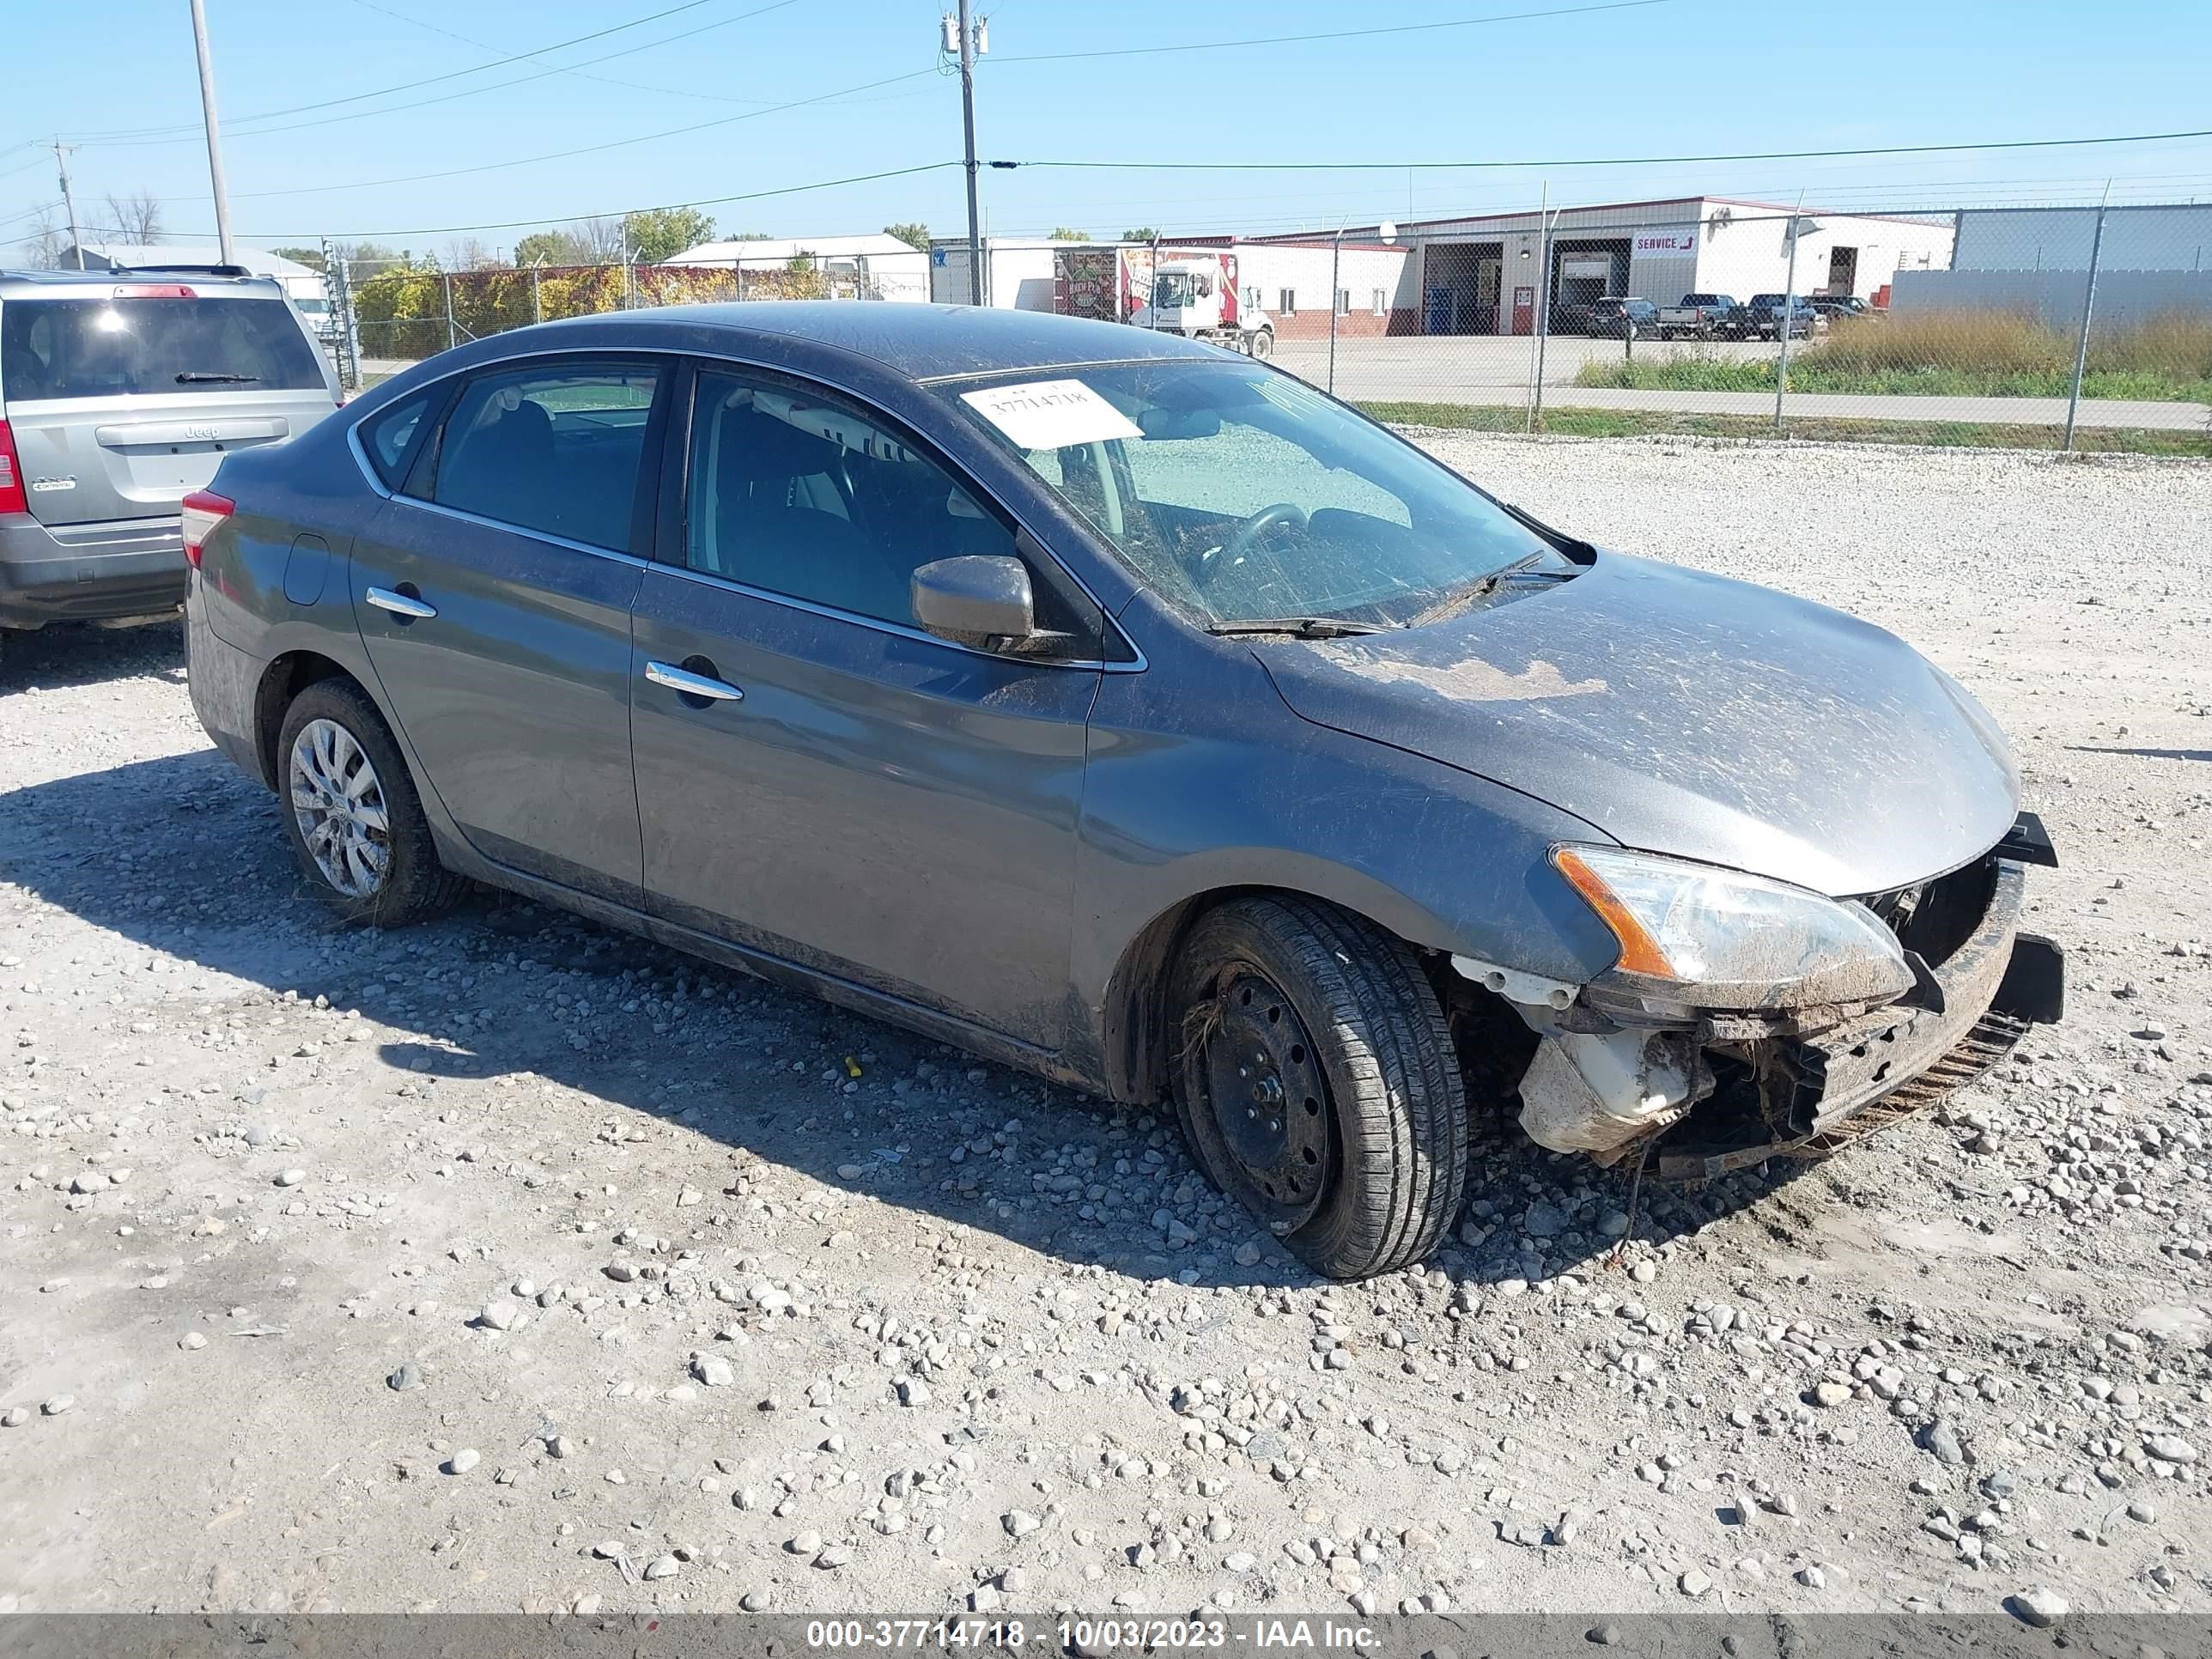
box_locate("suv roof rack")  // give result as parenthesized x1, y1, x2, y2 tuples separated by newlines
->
(109, 262, 259, 278)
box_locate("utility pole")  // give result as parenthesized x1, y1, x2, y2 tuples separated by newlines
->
(52, 140, 84, 268)
(945, 4, 986, 305)
(188, 0, 236, 263)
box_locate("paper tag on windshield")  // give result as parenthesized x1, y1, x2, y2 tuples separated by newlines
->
(960, 379, 1140, 450)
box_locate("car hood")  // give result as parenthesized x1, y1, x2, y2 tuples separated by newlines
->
(1255, 550, 2020, 897)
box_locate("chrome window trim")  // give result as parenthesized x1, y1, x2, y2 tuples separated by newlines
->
(374, 492, 653, 568)
(646, 558, 1146, 676)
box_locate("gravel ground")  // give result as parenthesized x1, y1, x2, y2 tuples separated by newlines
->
(2, 437, 2209, 1620)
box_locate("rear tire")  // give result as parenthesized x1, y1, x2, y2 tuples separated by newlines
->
(276, 678, 468, 927)
(1170, 896, 1469, 1279)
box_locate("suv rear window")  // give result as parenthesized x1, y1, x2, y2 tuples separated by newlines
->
(1, 296, 324, 402)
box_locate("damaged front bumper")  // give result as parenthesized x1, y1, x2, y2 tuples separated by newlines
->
(1477, 816, 2065, 1179)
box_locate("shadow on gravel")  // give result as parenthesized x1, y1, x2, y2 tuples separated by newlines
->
(2066, 745, 2212, 763)
(0, 618, 186, 694)
(2, 746, 1817, 1291)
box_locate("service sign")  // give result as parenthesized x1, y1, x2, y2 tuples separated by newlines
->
(1634, 232, 1697, 255)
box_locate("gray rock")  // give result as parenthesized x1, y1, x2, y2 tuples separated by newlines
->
(1522, 1200, 1569, 1239)
(386, 1363, 422, 1392)
(1811, 1382, 1851, 1408)
(1923, 1419, 1966, 1466)
(40, 1395, 74, 1417)
(691, 1353, 735, 1388)
(275, 1168, 306, 1187)
(1003, 1510, 1041, 1537)
(445, 1449, 480, 1474)
(477, 1297, 520, 1331)
(2007, 1588, 2067, 1628)
(642, 1554, 678, 1582)
(2143, 1435, 2197, 1465)
(1, 1407, 28, 1428)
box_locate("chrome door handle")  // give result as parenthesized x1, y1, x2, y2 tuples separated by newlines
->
(365, 586, 437, 620)
(645, 659, 744, 702)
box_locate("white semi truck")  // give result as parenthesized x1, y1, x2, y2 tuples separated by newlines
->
(1053, 246, 1275, 356)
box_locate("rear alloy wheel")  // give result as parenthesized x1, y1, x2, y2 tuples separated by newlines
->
(276, 678, 467, 927)
(1170, 896, 1469, 1279)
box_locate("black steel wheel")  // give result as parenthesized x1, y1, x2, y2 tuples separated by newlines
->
(1170, 896, 1470, 1279)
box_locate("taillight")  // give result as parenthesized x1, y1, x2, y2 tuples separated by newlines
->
(179, 489, 234, 568)
(0, 418, 26, 516)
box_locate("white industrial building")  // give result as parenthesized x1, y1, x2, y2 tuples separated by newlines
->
(663, 233, 930, 303)
(931, 235, 1419, 337)
(1890, 203, 2212, 330)
(1309, 198, 1955, 335)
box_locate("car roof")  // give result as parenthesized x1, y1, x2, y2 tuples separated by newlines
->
(526, 301, 1225, 382)
(0, 265, 287, 299)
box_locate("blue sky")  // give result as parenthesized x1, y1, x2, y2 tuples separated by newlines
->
(4, 0, 2209, 259)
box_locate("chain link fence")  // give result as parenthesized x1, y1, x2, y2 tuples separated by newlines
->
(1232, 198, 2212, 456)
(325, 251, 906, 386)
(313, 196, 2211, 456)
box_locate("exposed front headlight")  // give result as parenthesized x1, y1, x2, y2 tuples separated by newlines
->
(1552, 844, 1914, 1012)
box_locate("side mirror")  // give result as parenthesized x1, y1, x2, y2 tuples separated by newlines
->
(911, 555, 1036, 650)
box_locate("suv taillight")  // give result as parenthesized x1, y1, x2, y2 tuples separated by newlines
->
(0, 419, 26, 515)
(179, 489, 234, 568)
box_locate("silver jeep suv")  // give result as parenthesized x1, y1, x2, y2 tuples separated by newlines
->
(0, 263, 339, 660)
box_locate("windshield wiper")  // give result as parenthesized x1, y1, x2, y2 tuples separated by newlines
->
(1405, 552, 1564, 629)
(1205, 616, 1389, 639)
(174, 371, 258, 384)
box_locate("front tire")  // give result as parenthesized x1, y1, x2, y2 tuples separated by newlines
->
(1170, 896, 1469, 1279)
(1248, 329, 1273, 359)
(276, 678, 467, 927)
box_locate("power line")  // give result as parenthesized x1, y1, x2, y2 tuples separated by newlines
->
(335, 0, 781, 107)
(989, 126, 2212, 174)
(185, 66, 941, 203)
(989, 0, 1669, 64)
(72, 0, 801, 145)
(178, 160, 962, 242)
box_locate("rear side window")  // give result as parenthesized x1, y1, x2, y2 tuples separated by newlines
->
(359, 387, 437, 489)
(0, 296, 324, 401)
(431, 362, 659, 552)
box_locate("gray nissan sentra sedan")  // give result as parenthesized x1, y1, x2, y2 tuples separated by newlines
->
(182, 303, 2064, 1280)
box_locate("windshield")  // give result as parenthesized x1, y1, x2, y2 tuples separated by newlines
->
(937, 359, 1560, 628)
(0, 296, 325, 400)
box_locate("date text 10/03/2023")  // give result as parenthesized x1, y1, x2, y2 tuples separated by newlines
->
(802, 1619, 1382, 1650)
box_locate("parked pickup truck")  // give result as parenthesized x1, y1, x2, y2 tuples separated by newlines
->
(1724, 294, 1826, 342)
(1654, 293, 1736, 339)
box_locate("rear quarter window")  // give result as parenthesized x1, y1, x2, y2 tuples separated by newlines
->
(0, 295, 325, 401)
(359, 387, 439, 489)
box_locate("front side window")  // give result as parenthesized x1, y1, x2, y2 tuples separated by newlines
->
(684, 368, 1076, 635)
(0, 295, 324, 401)
(938, 360, 1559, 629)
(431, 362, 659, 551)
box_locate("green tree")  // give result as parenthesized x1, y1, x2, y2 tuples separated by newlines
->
(883, 222, 932, 253)
(1121, 227, 1159, 243)
(1048, 227, 1090, 241)
(623, 206, 718, 264)
(514, 228, 595, 267)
